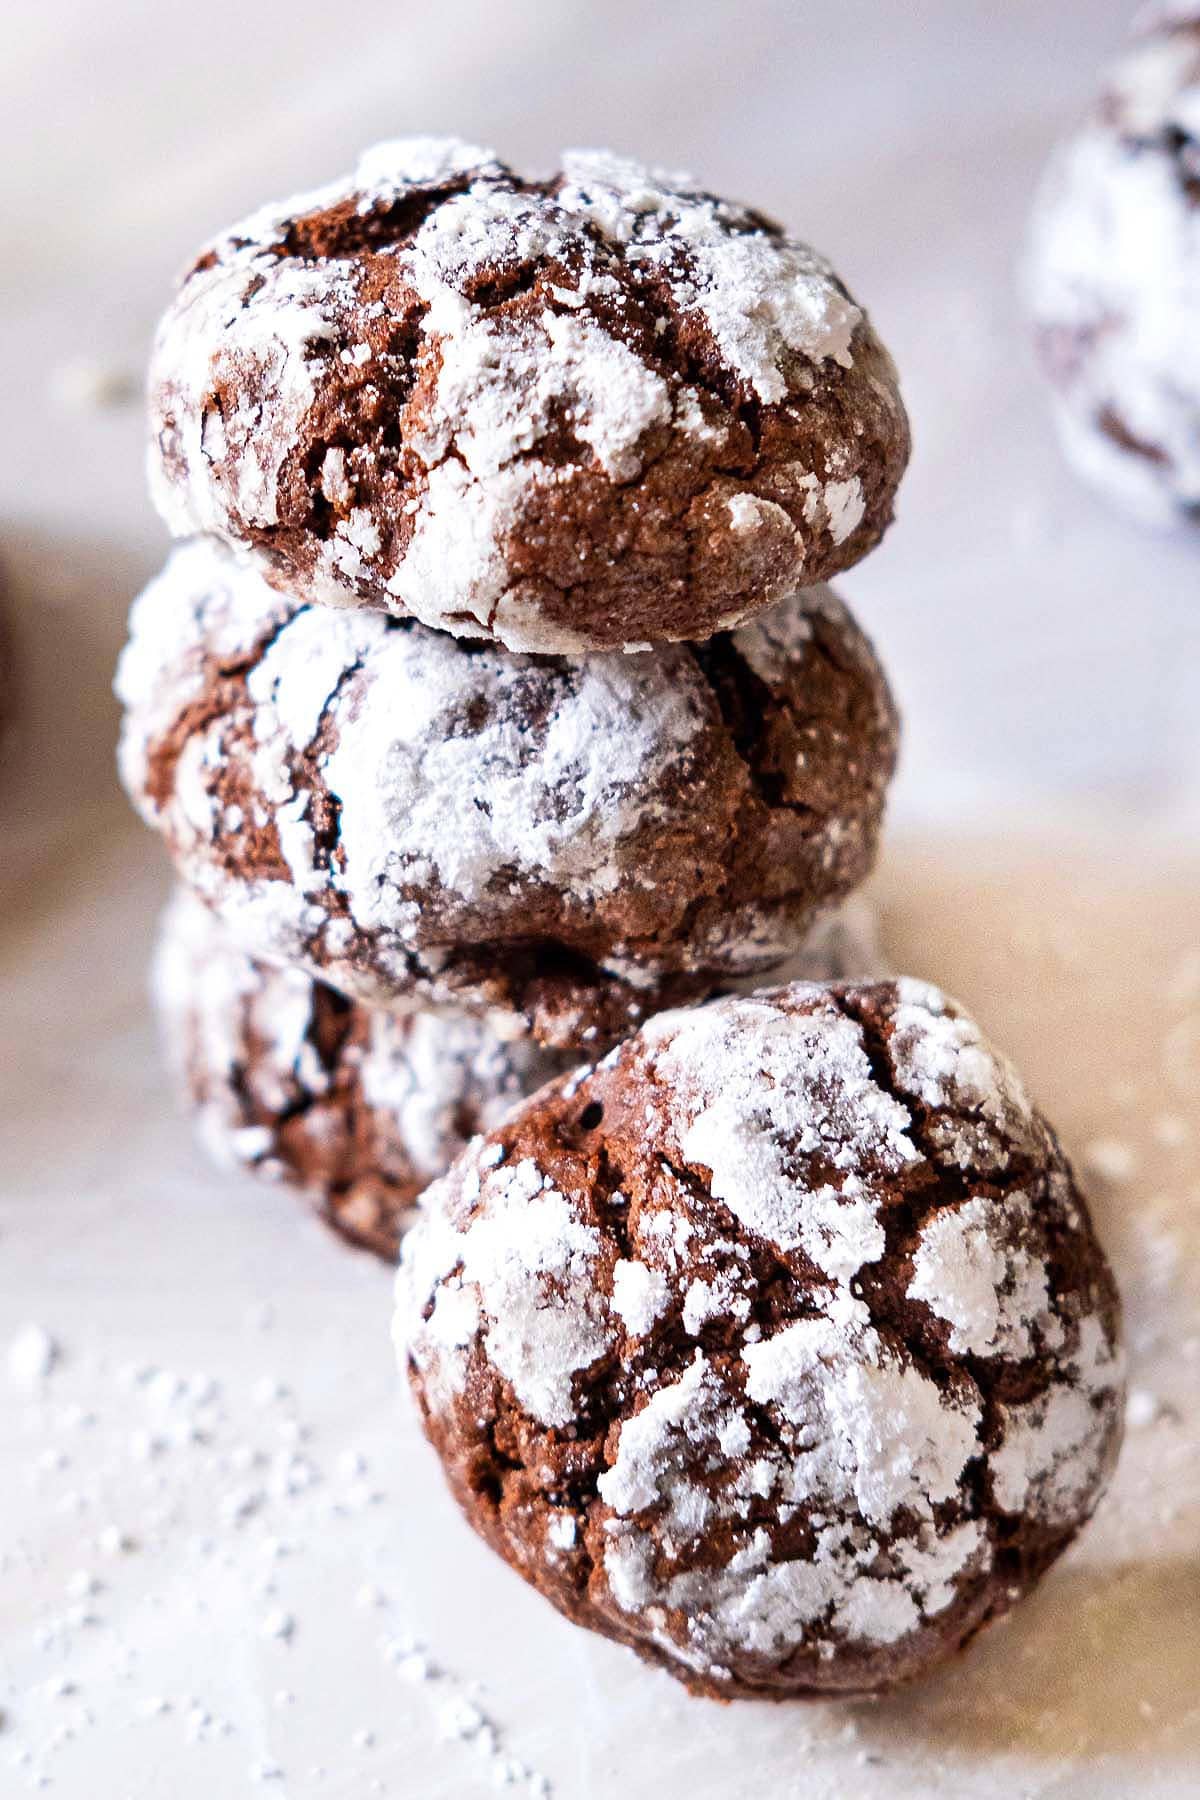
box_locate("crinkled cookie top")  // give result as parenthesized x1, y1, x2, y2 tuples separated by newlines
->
(398, 978, 1123, 1698)
(148, 138, 909, 650)
(116, 539, 897, 1050)
(153, 885, 573, 1257)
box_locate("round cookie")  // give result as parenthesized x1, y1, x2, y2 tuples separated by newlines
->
(116, 539, 898, 1052)
(1026, 11, 1200, 523)
(147, 138, 910, 651)
(397, 979, 1124, 1700)
(153, 887, 573, 1258)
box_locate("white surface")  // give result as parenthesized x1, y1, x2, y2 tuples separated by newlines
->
(2, 2, 1199, 1796)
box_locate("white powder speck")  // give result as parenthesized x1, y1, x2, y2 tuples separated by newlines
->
(1126, 1388, 1162, 1429)
(1083, 1138, 1138, 1185)
(8, 1324, 59, 1388)
(611, 1260, 670, 1336)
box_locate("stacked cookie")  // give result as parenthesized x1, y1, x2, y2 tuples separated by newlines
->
(117, 139, 905, 1254)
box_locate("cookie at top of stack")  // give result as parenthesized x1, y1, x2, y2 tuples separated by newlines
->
(147, 138, 910, 652)
(116, 537, 898, 1051)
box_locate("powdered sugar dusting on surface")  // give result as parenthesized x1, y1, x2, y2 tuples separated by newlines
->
(642, 991, 916, 1281)
(118, 539, 709, 976)
(555, 148, 861, 400)
(990, 1315, 1125, 1524)
(147, 136, 899, 648)
(741, 1315, 981, 1526)
(399, 980, 1123, 1688)
(323, 619, 707, 912)
(400, 1155, 613, 1428)
(888, 976, 1045, 1171)
(118, 541, 884, 1037)
(2, 1317, 555, 1796)
(610, 1258, 671, 1337)
(149, 259, 345, 541)
(908, 1194, 1054, 1358)
(153, 887, 571, 1202)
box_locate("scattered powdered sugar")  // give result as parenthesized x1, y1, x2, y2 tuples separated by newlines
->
(5, 1324, 553, 1796)
(990, 1314, 1126, 1524)
(401, 1155, 613, 1428)
(907, 1194, 1053, 1359)
(8, 1323, 60, 1390)
(641, 992, 917, 1283)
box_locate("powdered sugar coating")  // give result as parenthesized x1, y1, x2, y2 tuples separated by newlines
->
(147, 138, 909, 650)
(1026, 14, 1200, 522)
(153, 888, 572, 1258)
(398, 979, 1124, 1699)
(116, 539, 897, 1051)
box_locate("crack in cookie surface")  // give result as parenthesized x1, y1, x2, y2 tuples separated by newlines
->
(116, 539, 898, 1050)
(148, 137, 910, 650)
(397, 979, 1123, 1699)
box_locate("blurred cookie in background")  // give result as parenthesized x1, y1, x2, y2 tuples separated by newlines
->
(1026, 10, 1200, 525)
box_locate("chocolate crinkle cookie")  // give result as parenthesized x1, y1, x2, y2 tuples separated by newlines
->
(147, 138, 910, 651)
(1026, 10, 1200, 522)
(153, 887, 574, 1258)
(153, 889, 885, 1259)
(397, 979, 1124, 1700)
(116, 539, 898, 1051)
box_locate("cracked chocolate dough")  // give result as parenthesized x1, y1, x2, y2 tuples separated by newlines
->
(153, 886, 574, 1259)
(1026, 11, 1200, 523)
(153, 887, 887, 1261)
(397, 979, 1124, 1700)
(116, 539, 898, 1052)
(147, 137, 910, 651)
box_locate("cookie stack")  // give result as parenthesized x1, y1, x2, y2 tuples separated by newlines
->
(117, 139, 1125, 1704)
(117, 138, 905, 1254)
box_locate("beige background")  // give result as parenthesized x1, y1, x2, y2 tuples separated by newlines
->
(2, 2, 1199, 1795)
